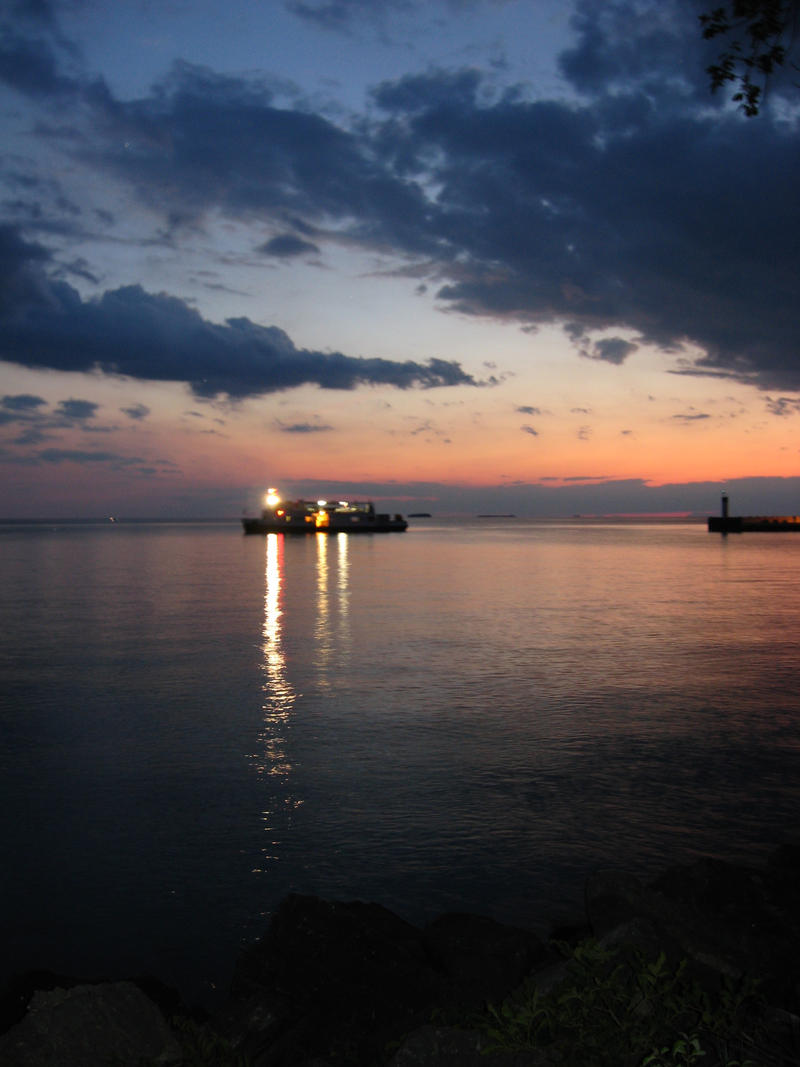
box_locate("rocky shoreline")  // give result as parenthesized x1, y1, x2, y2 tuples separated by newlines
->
(2, 846, 800, 1065)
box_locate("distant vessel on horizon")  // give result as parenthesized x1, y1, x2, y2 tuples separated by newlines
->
(242, 489, 408, 534)
(708, 493, 800, 533)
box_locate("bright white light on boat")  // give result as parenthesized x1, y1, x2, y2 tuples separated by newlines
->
(317, 499, 327, 507)
(265, 489, 281, 507)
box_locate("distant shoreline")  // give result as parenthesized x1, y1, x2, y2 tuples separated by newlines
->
(0, 514, 709, 526)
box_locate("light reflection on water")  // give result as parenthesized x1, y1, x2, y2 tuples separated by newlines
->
(2, 519, 800, 1003)
(256, 532, 294, 780)
(247, 520, 800, 938)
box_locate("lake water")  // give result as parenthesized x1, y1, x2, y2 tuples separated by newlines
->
(2, 518, 800, 1004)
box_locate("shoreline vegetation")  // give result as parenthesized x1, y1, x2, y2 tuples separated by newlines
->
(2, 847, 799, 1066)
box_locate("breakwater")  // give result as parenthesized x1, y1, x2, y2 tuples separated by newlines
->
(3, 848, 800, 1065)
(708, 491, 800, 532)
(708, 514, 800, 532)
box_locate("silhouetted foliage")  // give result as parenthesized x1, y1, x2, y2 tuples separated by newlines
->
(700, 0, 800, 113)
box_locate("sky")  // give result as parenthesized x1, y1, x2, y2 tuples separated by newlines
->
(1, 0, 800, 519)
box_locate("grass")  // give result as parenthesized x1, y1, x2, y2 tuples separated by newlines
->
(479, 938, 770, 1066)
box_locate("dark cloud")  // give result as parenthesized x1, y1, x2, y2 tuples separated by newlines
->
(372, 68, 483, 114)
(279, 421, 334, 433)
(2, 0, 799, 395)
(286, 0, 386, 31)
(1, 393, 46, 411)
(672, 412, 711, 421)
(558, 0, 710, 103)
(10, 426, 49, 445)
(120, 403, 150, 420)
(61, 257, 100, 284)
(369, 62, 800, 389)
(34, 448, 141, 465)
(258, 234, 321, 257)
(7, 2, 61, 30)
(285, 0, 486, 34)
(56, 398, 98, 420)
(0, 392, 50, 430)
(521, 424, 539, 436)
(88, 61, 435, 255)
(765, 396, 800, 417)
(285, 0, 443, 33)
(0, 392, 123, 442)
(581, 337, 638, 365)
(0, 29, 74, 99)
(0, 226, 480, 398)
(516, 405, 541, 415)
(0, 224, 52, 311)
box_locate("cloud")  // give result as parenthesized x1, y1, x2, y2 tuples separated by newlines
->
(279, 421, 334, 433)
(33, 448, 142, 465)
(3, 1, 800, 395)
(580, 337, 639, 365)
(56, 398, 98, 420)
(672, 412, 711, 422)
(516, 405, 542, 415)
(521, 424, 539, 436)
(0, 226, 481, 398)
(765, 397, 800, 417)
(1, 393, 46, 411)
(120, 403, 151, 420)
(284, 0, 449, 33)
(258, 234, 321, 257)
(0, 26, 75, 100)
(558, 0, 711, 102)
(87, 60, 435, 254)
(362, 13, 800, 390)
(0, 393, 50, 433)
(285, 0, 381, 32)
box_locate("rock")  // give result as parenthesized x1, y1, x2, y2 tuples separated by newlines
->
(421, 912, 552, 1016)
(6, 847, 800, 1065)
(585, 853, 800, 1015)
(0, 970, 80, 1036)
(387, 1023, 546, 1066)
(0, 980, 182, 1067)
(652, 854, 800, 1011)
(220, 894, 549, 1066)
(223, 894, 445, 1065)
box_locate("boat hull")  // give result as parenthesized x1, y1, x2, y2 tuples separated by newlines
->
(242, 516, 408, 534)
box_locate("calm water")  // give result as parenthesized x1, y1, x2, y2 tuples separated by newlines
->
(2, 518, 800, 1003)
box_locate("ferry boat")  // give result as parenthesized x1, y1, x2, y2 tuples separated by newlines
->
(242, 489, 408, 534)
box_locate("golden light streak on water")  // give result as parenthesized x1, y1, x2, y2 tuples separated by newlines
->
(257, 533, 295, 780)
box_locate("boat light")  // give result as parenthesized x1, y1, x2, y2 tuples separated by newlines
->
(265, 488, 281, 507)
(317, 499, 327, 507)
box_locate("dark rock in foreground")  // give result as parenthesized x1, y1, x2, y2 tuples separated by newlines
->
(0, 981, 181, 1066)
(3, 847, 800, 1065)
(217, 895, 551, 1065)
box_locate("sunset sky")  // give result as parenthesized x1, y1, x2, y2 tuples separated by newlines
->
(2, 0, 800, 518)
